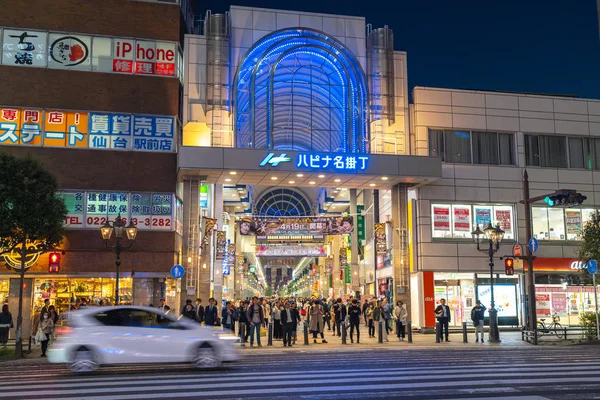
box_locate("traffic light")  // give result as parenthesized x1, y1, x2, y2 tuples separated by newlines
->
(49, 252, 60, 273)
(544, 192, 587, 207)
(504, 257, 514, 276)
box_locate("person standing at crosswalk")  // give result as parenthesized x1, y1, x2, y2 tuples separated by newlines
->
(348, 299, 361, 344)
(309, 300, 328, 344)
(281, 301, 296, 347)
(435, 299, 451, 342)
(246, 297, 264, 347)
(471, 300, 486, 343)
(394, 301, 408, 341)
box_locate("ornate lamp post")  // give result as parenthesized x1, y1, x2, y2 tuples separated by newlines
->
(100, 214, 137, 305)
(471, 223, 505, 342)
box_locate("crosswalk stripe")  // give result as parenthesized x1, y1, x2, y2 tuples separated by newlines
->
(1, 364, 599, 391)
(6, 370, 600, 398)
(29, 377, 600, 400)
(1, 360, 600, 386)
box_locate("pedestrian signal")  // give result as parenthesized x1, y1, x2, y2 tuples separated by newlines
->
(504, 257, 514, 276)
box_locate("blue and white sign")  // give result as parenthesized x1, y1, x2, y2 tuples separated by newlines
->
(222, 264, 230, 275)
(170, 264, 185, 279)
(132, 115, 175, 152)
(587, 259, 598, 275)
(528, 237, 539, 253)
(260, 152, 370, 172)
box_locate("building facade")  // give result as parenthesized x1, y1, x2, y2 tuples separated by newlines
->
(2, 3, 598, 335)
(0, 0, 193, 335)
(410, 87, 600, 328)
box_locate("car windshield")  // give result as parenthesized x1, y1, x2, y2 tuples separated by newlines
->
(94, 308, 179, 328)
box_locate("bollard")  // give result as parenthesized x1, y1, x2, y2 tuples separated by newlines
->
(407, 321, 413, 343)
(462, 321, 468, 343)
(341, 323, 347, 344)
(435, 322, 441, 343)
(240, 323, 246, 346)
(303, 321, 309, 345)
(267, 322, 273, 346)
(378, 320, 383, 344)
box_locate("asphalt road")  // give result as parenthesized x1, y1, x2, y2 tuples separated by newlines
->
(2, 346, 600, 399)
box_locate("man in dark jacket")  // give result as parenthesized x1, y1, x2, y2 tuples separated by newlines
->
(195, 298, 205, 323)
(348, 299, 362, 344)
(180, 299, 193, 316)
(435, 298, 451, 342)
(332, 298, 346, 337)
(204, 298, 218, 326)
(280, 301, 300, 347)
(471, 300, 486, 343)
(246, 296, 264, 347)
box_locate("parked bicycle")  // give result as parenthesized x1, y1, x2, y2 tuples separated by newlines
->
(537, 313, 564, 339)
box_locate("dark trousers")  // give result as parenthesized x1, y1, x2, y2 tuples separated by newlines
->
(324, 317, 331, 330)
(368, 320, 375, 336)
(438, 318, 449, 340)
(282, 323, 294, 346)
(274, 319, 281, 339)
(384, 317, 391, 334)
(349, 321, 360, 342)
(334, 319, 341, 336)
(41, 339, 49, 355)
(396, 320, 405, 338)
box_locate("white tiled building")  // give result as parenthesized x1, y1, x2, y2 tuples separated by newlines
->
(410, 87, 600, 329)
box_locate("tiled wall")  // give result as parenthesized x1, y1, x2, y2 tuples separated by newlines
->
(412, 87, 600, 272)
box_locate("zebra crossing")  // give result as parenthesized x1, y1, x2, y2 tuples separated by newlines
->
(1, 347, 599, 399)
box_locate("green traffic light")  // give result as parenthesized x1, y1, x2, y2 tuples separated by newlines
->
(544, 196, 554, 206)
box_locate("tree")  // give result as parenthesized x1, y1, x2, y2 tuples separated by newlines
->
(580, 210, 600, 262)
(0, 153, 66, 356)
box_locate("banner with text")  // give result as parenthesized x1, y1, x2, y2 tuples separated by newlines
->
(238, 216, 353, 236)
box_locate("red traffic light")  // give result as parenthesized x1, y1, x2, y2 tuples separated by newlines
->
(504, 257, 514, 276)
(49, 252, 61, 273)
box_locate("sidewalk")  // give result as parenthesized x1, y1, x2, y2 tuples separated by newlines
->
(239, 328, 535, 354)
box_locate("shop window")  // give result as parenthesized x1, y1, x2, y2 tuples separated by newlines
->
(432, 203, 515, 240)
(532, 208, 550, 240)
(472, 131, 498, 165)
(547, 208, 565, 240)
(444, 130, 471, 164)
(532, 207, 598, 241)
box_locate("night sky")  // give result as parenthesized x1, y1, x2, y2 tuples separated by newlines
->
(194, 0, 600, 100)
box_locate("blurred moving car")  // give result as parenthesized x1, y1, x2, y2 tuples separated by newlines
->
(48, 306, 240, 373)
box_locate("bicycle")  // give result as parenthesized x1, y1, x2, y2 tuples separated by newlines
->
(537, 313, 564, 339)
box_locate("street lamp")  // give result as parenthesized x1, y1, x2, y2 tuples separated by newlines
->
(471, 223, 505, 343)
(100, 214, 137, 305)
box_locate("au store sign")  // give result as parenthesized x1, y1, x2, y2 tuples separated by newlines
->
(260, 152, 370, 172)
(0, 29, 180, 78)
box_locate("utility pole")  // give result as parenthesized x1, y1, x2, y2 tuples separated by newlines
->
(523, 170, 537, 335)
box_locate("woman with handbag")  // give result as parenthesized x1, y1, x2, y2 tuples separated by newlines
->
(0, 305, 13, 346)
(39, 312, 54, 357)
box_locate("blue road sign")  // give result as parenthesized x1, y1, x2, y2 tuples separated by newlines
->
(170, 264, 185, 279)
(587, 259, 598, 275)
(528, 237, 539, 253)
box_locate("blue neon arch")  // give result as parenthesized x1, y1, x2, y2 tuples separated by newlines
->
(233, 28, 369, 153)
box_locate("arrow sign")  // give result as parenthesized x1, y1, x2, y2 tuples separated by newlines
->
(587, 259, 598, 275)
(528, 237, 539, 253)
(170, 264, 185, 279)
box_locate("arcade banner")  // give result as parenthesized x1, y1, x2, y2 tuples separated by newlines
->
(215, 231, 226, 260)
(375, 223, 387, 255)
(238, 216, 353, 236)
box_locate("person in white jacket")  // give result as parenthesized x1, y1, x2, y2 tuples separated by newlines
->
(262, 299, 271, 328)
(393, 301, 408, 341)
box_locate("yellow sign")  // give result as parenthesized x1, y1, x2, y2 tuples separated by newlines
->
(2, 241, 42, 270)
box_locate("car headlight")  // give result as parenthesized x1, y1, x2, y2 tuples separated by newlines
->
(218, 333, 241, 343)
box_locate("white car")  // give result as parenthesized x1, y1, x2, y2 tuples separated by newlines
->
(48, 306, 240, 373)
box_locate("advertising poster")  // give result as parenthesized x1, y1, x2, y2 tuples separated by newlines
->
(565, 210, 582, 238)
(453, 206, 471, 231)
(255, 245, 326, 257)
(477, 285, 518, 317)
(201, 217, 217, 250)
(536, 293, 551, 316)
(474, 207, 491, 228)
(375, 223, 387, 255)
(495, 209, 512, 230)
(238, 216, 353, 236)
(2, 29, 48, 67)
(339, 247, 347, 268)
(551, 293, 567, 317)
(226, 243, 235, 266)
(215, 231, 226, 260)
(433, 206, 450, 231)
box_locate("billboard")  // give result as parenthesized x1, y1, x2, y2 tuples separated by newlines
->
(238, 216, 353, 236)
